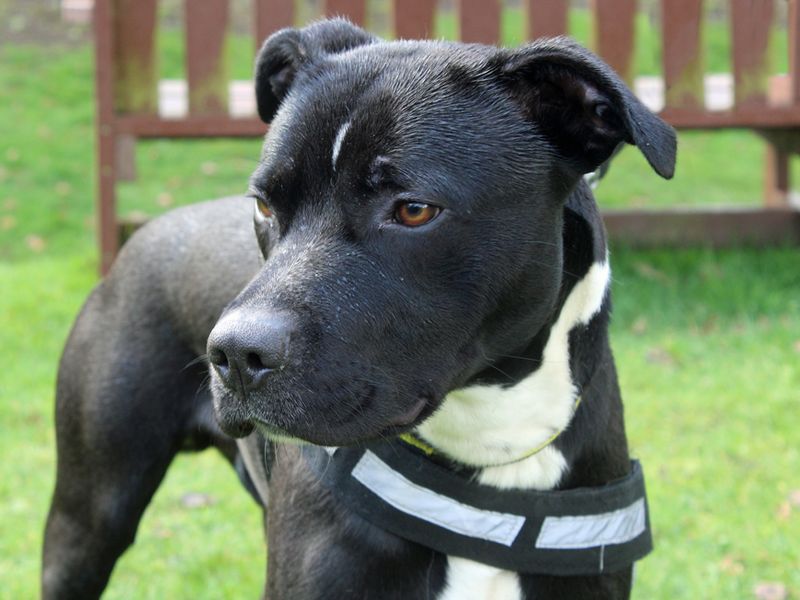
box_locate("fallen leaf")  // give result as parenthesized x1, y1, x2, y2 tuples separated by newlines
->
(180, 492, 216, 509)
(645, 346, 678, 367)
(719, 554, 744, 575)
(1, 215, 16, 230)
(753, 582, 787, 600)
(700, 263, 723, 281)
(25, 235, 46, 253)
(776, 501, 792, 521)
(55, 181, 72, 196)
(156, 192, 173, 207)
(633, 261, 672, 284)
(200, 161, 218, 175)
(789, 490, 800, 507)
(793, 341, 800, 355)
(153, 527, 174, 539)
(699, 316, 717, 335)
(631, 317, 648, 335)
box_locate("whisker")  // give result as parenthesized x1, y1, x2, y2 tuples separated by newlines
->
(183, 353, 209, 371)
(495, 353, 544, 364)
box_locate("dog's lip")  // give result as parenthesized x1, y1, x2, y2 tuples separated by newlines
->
(386, 396, 429, 428)
(250, 397, 432, 446)
(253, 420, 305, 443)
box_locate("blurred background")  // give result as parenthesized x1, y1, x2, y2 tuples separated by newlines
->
(0, 0, 798, 598)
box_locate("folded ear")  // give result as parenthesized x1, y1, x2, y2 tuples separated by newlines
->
(254, 19, 377, 123)
(497, 37, 676, 179)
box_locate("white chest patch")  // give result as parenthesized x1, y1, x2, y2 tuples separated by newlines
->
(331, 120, 351, 170)
(419, 259, 611, 596)
(417, 259, 610, 473)
(438, 557, 523, 600)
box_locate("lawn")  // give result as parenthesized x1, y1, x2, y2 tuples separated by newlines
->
(1, 9, 799, 600)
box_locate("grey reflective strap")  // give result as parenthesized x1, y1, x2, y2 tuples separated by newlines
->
(236, 434, 271, 507)
(535, 498, 646, 549)
(352, 450, 525, 546)
(303, 441, 652, 576)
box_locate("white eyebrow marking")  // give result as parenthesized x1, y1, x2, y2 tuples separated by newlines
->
(332, 120, 351, 170)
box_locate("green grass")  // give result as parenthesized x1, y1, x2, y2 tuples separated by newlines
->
(1, 18, 799, 600)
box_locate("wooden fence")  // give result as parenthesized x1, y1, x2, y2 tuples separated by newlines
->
(95, 0, 800, 273)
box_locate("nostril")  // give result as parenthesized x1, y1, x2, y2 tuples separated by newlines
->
(209, 347, 229, 369)
(246, 351, 273, 373)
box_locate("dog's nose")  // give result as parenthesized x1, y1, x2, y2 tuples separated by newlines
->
(207, 311, 294, 392)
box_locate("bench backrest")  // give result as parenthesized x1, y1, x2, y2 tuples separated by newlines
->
(94, 0, 800, 272)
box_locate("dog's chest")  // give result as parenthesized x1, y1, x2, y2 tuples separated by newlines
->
(429, 260, 612, 598)
(435, 448, 567, 600)
(438, 557, 523, 600)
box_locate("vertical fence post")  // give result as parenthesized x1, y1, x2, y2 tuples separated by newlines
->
(661, 0, 704, 109)
(324, 0, 367, 25)
(459, 0, 501, 44)
(591, 0, 636, 83)
(255, 0, 294, 48)
(186, 0, 230, 115)
(394, 0, 437, 39)
(527, 0, 568, 40)
(95, 0, 118, 274)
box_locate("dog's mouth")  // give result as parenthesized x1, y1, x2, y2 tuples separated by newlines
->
(384, 396, 429, 429)
(216, 383, 434, 447)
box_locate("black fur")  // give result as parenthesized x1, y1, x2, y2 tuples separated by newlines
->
(43, 20, 675, 599)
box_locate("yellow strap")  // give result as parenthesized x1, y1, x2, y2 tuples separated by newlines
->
(399, 432, 436, 455)
(400, 395, 582, 466)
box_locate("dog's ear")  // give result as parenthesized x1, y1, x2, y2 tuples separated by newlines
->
(255, 19, 377, 123)
(497, 37, 676, 179)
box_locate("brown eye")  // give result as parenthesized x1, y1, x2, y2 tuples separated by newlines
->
(394, 202, 441, 227)
(254, 197, 274, 222)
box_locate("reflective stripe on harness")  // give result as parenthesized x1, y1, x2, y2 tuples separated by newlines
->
(303, 441, 652, 576)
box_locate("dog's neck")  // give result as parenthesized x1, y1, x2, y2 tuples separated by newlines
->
(416, 190, 613, 491)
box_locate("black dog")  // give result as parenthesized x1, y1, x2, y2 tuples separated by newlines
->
(43, 20, 675, 599)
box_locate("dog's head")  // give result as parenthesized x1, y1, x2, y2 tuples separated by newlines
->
(207, 19, 675, 445)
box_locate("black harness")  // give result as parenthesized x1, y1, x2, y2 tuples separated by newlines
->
(303, 440, 652, 576)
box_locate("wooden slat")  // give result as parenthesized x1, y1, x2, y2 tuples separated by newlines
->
(459, 0, 501, 44)
(394, 0, 437, 39)
(96, 0, 119, 274)
(255, 0, 294, 47)
(661, 0, 704, 108)
(790, 0, 800, 103)
(119, 208, 800, 249)
(116, 115, 267, 137)
(527, 0, 568, 40)
(659, 106, 800, 129)
(324, 0, 366, 25)
(603, 207, 800, 247)
(111, 109, 800, 137)
(115, 134, 136, 181)
(730, 0, 774, 108)
(591, 0, 636, 83)
(764, 144, 790, 207)
(112, 0, 158, 113)
(185, 0, 230, 115)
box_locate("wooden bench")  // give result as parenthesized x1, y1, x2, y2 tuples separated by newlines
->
(94, 0, 800, 274)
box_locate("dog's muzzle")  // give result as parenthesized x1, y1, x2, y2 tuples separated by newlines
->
(207, 309, 294, 394)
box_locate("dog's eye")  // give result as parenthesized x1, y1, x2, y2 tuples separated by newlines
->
(394, 202, 441, 227)
(254, 197, 275, 223)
